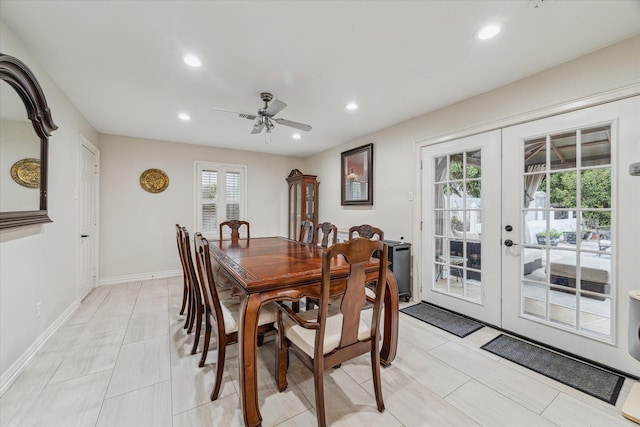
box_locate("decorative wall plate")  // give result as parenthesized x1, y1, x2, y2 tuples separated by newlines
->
(10, 158, 40, 188)
(140, 168, 169, 193)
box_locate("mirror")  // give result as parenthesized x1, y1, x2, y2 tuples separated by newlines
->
(0, 54, 57, 229)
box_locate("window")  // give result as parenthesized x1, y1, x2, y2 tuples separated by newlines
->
(195, 162, 246, 237)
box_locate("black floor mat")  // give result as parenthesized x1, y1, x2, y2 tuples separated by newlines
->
(481, 334, 625, 405)
(400, 302, 484, 338)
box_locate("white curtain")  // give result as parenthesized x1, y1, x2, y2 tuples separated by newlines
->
(524, 164, 545, 206)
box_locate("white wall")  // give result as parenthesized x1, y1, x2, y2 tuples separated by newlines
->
(0, 21, 99, 382)
(98, 134, 306, 282)
(307, 35, 640, 243)
(306, 35, 640, 375)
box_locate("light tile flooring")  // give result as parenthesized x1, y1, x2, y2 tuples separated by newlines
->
(1, 277, 637, 426)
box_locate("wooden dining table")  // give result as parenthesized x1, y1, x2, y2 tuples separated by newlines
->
(209, 236, 399, 427)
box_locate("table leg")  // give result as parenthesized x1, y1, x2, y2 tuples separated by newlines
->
(238, 293, 263, 427)
(381, 268, 399, 366)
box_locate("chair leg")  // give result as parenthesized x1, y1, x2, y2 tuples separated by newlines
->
(210, 338, 226, 401)
(191, 303, 203, 355)
(199, 317, 211, 367)
(186, 288, 196, 332)
(184, 285, 193, 329)
(306, 298, 317, 311)
(370, 345, 385, 412)
(275, 333, 289, 392)
(179, 273, 188, 315)
(314, 359, 326, 427)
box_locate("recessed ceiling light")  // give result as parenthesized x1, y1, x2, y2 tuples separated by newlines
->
(178, 113, 191, 121)
(183, 55, 201, 67)
(345, 102, 359, 111)
(292, 133, 302, 140)
(477, 25, 500, 40)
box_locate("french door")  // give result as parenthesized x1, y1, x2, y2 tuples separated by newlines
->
(421, 95, 640, 373)
(420, 130, 502, 326)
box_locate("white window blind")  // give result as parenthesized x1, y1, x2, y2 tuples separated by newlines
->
(195, 162, 246, 237)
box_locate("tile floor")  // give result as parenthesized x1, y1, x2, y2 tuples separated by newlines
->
(1, 276, 637, 426)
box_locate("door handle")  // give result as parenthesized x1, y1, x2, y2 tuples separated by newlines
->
(81, 234, 89, 238)
(504, 239, 518, 247)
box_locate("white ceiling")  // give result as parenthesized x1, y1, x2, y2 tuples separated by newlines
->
(1, 0, 639, 157)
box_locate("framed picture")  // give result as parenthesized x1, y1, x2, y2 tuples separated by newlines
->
(341, 143, 373, 205)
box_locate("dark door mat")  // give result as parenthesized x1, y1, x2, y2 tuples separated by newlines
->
(400, 302, 484, 338)
(481, 334, 625, 405)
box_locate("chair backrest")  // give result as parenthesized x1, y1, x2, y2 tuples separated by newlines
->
(348, 224, 384, 241)
(220, 220, 250, 241)
(180, 226, 204, 307)
(317, 238, 387, 357)
(313, 222, 338, 248)
(194, 232, 226, 330)
(299, 220, 315, 244)
(176, 224, 188, 276)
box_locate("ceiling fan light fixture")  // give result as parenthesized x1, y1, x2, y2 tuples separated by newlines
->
(178, 112, 191, 121)
(292, 133, 301, 140)
(345, 102, 359, 111)
(265, 118, 275, 132)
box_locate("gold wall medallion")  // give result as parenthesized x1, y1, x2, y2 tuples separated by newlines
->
(140, 168, 169, 193)
(10, 158, 40, 188)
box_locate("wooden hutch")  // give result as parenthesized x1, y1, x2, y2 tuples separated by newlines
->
(286, 169, 318, 240)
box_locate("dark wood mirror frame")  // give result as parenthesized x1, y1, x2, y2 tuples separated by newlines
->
(0, 53, 57, 229)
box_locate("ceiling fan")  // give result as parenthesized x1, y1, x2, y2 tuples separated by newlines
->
(213, 92, 312, 135)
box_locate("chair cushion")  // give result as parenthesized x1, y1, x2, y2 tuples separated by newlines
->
(280, 308, 372, 358)
(217, 299, 278, 334)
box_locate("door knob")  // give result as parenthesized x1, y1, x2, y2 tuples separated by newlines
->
(505, 225, 513, 232)
(504, 239, 518, 247)
(81, 234, 89, 238)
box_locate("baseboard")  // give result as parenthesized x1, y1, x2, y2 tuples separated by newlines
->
(0, 300, 79, 397)
(97, 269, 181, 286)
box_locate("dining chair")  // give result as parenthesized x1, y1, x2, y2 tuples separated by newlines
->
(219, 220, 250, 241)
(194, 233, 278, 400)
(275, 238, 388, 427)
(348, 224, 384, 241)
(299, 220, 315, 244)
(180, 227, 205, 354)
(313, 221, 338, 248)
(175, 224, 190, 323)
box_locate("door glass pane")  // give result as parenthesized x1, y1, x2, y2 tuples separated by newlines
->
(522, 282, 547, 321)
(550, 289, 577, 328)
(434, 183, 448, 209)
(581, 125, 611, 167)
(434, 156, 447, 182)
(524, 137, 546, 171)
(466, 150, 481, 178)
(550, 131, 577, 171)
(581, 168, 610, 208)
(520, 123, 613, 341)
(432, 149, 483, 303)
(434, 211, 446, 236)
(449, 153, 463, 180)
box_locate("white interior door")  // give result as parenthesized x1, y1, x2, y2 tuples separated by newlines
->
(79, 139, 99, 300)
(420, 130, 502, 326)
(501, 96, 640, 374)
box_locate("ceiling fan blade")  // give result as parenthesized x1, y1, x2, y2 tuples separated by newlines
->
(212, 107, 257, 120)
(264, 99, 287, 117)
(274, 118, 312, 132)
(251, 123, 265, 134)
